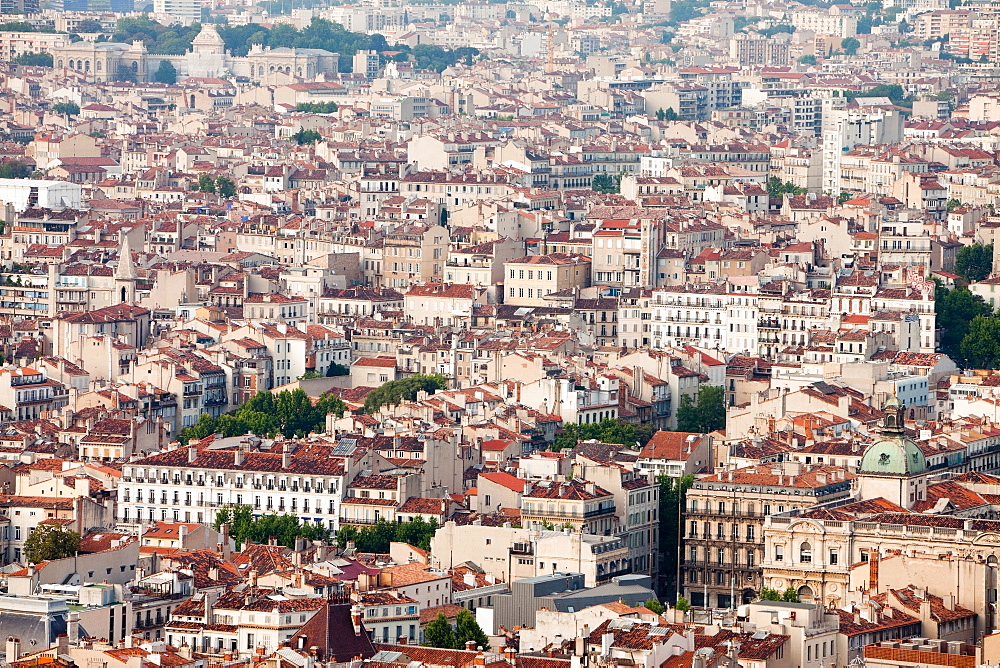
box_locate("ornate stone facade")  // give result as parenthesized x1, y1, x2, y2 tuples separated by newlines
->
(52, 24, 338, 83)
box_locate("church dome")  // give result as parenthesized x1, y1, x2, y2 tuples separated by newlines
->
(859, 396, 927, 476)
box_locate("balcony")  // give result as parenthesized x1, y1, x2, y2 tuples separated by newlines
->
(524, 506, 616, 520)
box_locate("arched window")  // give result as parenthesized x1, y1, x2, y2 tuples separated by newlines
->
(797, 585, 814, 602)
(68, 60, 75, 69)
(84, 60, 90, 71)
(96, 61, 102, 71)
(131, 61, 138, 72)
(57, 59, 63, 68)
(800, 542, 812, 563)
(259, 65, 264, 75)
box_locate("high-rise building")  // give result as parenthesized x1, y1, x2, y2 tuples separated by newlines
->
(153, 0, 199, 26)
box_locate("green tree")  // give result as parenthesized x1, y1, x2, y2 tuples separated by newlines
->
(23, 524, 81, 563)
(197, 174, 216, 193)
(676, 386, 726, 433)
(363, 373, 447, 413)
(296, 101, 338, 113)
(659, 473, 694, 601)
(936, 285, 992, 362)
(781, 587, 800, 602)
(955, 243, 994, 283)
(76, 18, 104, 33)
(960, 315, 1000, 369)
(841, 37, 860, 55)
(766, 177, 807, 199)
(13, 52, 53, 66)
(655, 107, 679, 121)
(946, 198, 963, 212)
(455, 609, 489, 649)
(327, 361, 349, 376)
(154, 59, 177, 84)
(52, 101, 80, 116)
(592, 173, 622, 194)
(798, 54, 818, 65)
(644, 597, 665, 614)
(216, 176, 236, 198)
(674, 596, 691, 612)
(553, 418, 655, 451)
(424, 612, 456, 648)
(759, 587, 782, 601)
(0, 161, 32, 179)
(214, 505, 329, 548)
(293, 128, 322, 144)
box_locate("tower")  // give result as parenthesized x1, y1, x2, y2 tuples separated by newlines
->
(855, 395, 928, 509)
(115, 235, 137, 305)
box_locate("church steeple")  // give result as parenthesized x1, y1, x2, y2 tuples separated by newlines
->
(115, 236, 136, 304)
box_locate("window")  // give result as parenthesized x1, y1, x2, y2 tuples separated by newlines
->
(717, 548, 725, 565)
(775, 545, 783, 561)
(829, 550, 839, 565)
(747, 550, 754, 568)
(800, 542, 812, 563)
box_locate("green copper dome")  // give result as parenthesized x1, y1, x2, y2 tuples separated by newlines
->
(859, 396, 927, 476)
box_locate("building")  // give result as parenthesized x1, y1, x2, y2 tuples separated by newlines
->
(504, 253, 592, 307)
(682, 461, 855, 609)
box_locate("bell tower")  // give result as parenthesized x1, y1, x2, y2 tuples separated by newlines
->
(115, 235, 137, 304)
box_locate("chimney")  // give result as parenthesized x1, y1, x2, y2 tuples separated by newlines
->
(178, 524, 188, 548)
(869, 551, 879, 594)
(188, 446, 197, 463)
(234, 447, 244, 466)
(466, 641, 477, 651)
(249, 569, 258, 587)
(221, 522, 231, 560)
(351, 604, 364, 636)
(504, 647, 517, 662)
(397, 637, 408, 645)
(6, 637, 21, 662)
(474, 649, 486, 666)
(68, 612, 80, 644)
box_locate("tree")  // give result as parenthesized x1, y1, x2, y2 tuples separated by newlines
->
(327, 361, 349, 376)
(216, 176, 236, 198)
(798, 54, 818, 65)
(644, 597, 665, 614)
(674, 596, 691, 612)
(553, 418, 655, 451)
(177, 389, 345, 444)
(76, 18, 104, 33)
(293, 128, 322, 144)
(296, 101, 338, 113)
(659, 474, 694, 601)
(841, 37, 860, 55)
(955, 243, 993, 283)
(960, 315, 1000, 369)
(52, 101, 80, 116)
(213, 505, 329, 549)
(766, 177, 806, 199)
(455, 609, 489, 649)
(781, 587, 800, 602)
(946, 198, 963, 212)
(0, 161, 32, 179)
(13, 52, 53, 67)
(655, 107, 678, 121)
(363, 373, 447, 413)
(154, 59, 177, 84)
(676, 386, 726, 433)
(197, 174, 216, 193)
(424, 612, 456, 648)
(759, 587, 782, 601)
(936, 285, 992, 362)
(23, 524, 81, 563)
(592, 173, 621, 194)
